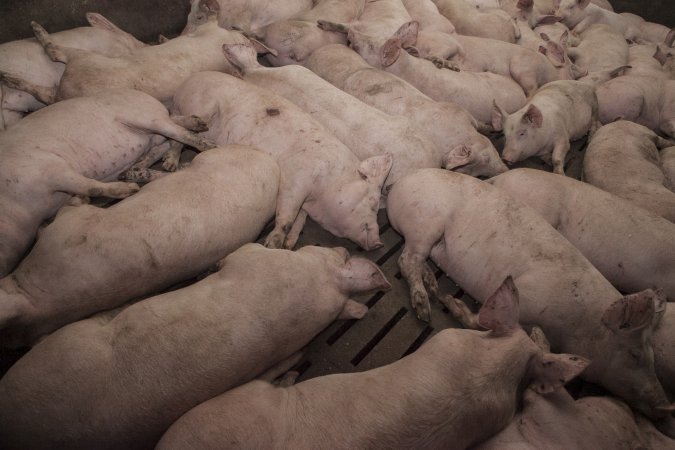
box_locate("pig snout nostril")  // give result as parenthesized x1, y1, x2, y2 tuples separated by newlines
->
(502, 159, 515, 166)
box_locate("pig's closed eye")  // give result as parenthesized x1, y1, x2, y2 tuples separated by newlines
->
(518, 130, 526, 137)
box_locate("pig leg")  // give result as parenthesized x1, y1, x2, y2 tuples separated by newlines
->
(122, 167, 169, 183)
(85, 12, 146, 48)
(399, 244, 436, 322)
(438, 295, 481, 329)
(0, 72, 56, 105)
(31, 22, 71, 63)
(264, 178, 310, 249)
(162, 141, 185, 172)
(130, 140, 172, 170)
(550, 139, 571, 175)
(257, 352, 303, 383)
(283, 209, 308, 250)
(54, 171, 140, 198)
(120, 116, 216, 152)
(170, 114, 209, 132)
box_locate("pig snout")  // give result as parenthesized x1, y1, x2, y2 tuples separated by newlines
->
(360, 222, 383, 251)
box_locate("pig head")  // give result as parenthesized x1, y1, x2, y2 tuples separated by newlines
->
(443, 138, 509, 178)
(493, 102, 548, 166)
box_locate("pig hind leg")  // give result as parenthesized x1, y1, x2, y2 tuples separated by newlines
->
(264, 176, 311, 249)
(399, 244, 437, 322)
(162, 141, 186, 172)
(54, 170, 140, 198)
(122, 116, 215, 152)
(0, 72, 56, 105)
(31, 21, 70, 63)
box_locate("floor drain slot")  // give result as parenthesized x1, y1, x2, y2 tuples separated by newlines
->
(326, 291, 388, 345)
(351, 307, 408, 367)
(401, 325, 434, 358)
(375, 239, 404, 266)
(294, 360, 312, 378)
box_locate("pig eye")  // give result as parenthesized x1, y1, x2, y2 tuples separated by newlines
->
(518, 130, 527, 137)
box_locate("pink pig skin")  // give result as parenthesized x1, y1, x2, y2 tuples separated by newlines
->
(0, 88, 212, 280)
(0, 243, 389, 450)
(387, 168, 674, 434)
(0, 146, 279, 349)
(156, 279, 587, 450)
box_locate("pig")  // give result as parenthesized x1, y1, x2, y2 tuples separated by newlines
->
(534, 22, 581, 46)
(626, 43, 671, 79)
(0, 146, 280, 349)
(431, 0, 521, 42)
(223, 42, 442, 190)
(475, 387, 666, 449)
(448, 32, 584, 96)
(583, 120, 675, 223)
(156, 277, 588, 450)
(254, 0, 366, 66)
(303, 44, 508, 178)
(27, 0, 250, 105)
(345, 21, 527, 125)
(565, 24, 629, 73)
(0, 13, 144, 130)
(0, 243, 390, 449)
(184, 0, 313, 33)
(387, 168, 675, 434)
(596, 75, 675, 138)
(489, 168, 675, 300)
(401, 0, 456, 34)
(492, 77, 601, 174)
(554, 0, 673, 44)
(0, 88, 213, 279)
(171, 71, 392, 250)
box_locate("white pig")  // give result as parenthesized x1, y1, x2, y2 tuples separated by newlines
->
(171, 71, 392, 250)
(0, 243, 390, 449)
(223, 42, 442, 190)
(303, 44, 508, 178)
(346, 21, 527, 124)
(0, 146, 280, 349)
(0, 13, 144, 129)
(432, 0, 521, 42)
(583, 120, 675, 223)
(492, 78, 602, 174)
(565, 24, 629, 73)
(387, 168, 675, 434)
(401, 0, 456, 34)
(184, 0, 313, 33)
(489, 168, 675, 300)
(554, 0, 673, 44)
(156, 278, 588, 450)
(27, 0, 249, 105)
(0, 88, 212, 279)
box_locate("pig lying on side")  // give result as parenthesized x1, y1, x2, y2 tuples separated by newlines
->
(27, 0, 247, 104)
(346, 21, 527, 125)
(554, 0, 673, 43)
(432, 0, 521, 42)
(223, 42, 441, 190)
(184, 0, 313, 33)
(303, 44, 507, 178)
(171, 71, 392, 250)
(489, 168, 675, 300)
(0, 88, 212, 279)
(387, 168, 675, 435)
(566, 24, 629, 73)
(256, 0, 366, 66)
(0, 13, 144, 129)
(156, 278, 587, 450)
(0, 146, 279, 349)
(583, 120, 675, 223)
(0, 243, 390, 449)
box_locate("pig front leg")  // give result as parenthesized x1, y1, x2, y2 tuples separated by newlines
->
(170, 114, 209, 132)
(162, 141, 185, 172)
(264, 177, 310, 249)
(31, 21, 70, 64)
(122, 116, 216, 152)
(122, 168, 169, 183)
(0, 71, 56, 105)
(130, 140, 172, 170)
(283, 209, 308, 250)
(54, 170, 140, 198)
(398, 245, 437, 322)
(550, 138, 571, 175)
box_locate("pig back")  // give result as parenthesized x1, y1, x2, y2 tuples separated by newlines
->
(9, 146, 279, 341)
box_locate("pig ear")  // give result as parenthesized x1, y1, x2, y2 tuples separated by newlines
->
(665, 28, 675, 47)
(199, 0, 220, 14)
(443, 145, 472, 170)
(491, 100, 508, 132)
(529, 326, 551, 352)
(517, 0, 534, 11)
(529, 353, 590, 394)
(651, 289, 667, 327)
(546, 41, 566, 67)
(339, 299, 369, 319)
(522, 104, 543, 128)
(654, 46, 668, 66)
(560, 30, 569, 46)
(340, 258, 391, 293)
(249, 38, 279, 56)
(222, 43, 261, 74)
(317, 20, 350, 34)
(609, 65, 632, 78)
(395, 21, 419, 49)
(86, 13, 126, 34)
(358, 154, 393, 184)
(571, 63, 588, 79)
(382, 37, 402, 67)
(578, 0, 591, 9)
(602, 289, 660, 335)
(478, 276, 520, 334)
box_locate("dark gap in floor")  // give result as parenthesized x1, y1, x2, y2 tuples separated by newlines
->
(351, 307, 408, 367)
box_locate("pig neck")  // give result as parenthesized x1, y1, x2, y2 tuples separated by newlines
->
(289, 330, 536, 448)
(386, 50, 434, 87)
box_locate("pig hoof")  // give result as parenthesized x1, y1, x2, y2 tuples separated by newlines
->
(264, 231, 285, 249)
(411, 291, 431, 323)
(190, 115, 209, 132)
(161, 158, 179, 172)
(444, 61, 460, 72)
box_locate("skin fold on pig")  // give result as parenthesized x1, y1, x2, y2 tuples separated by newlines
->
(489, 168, 675, 300)
(343, 21, 527, 125)
(565, 24, 629, 74)
(0, 243, 390, 449)
(156, 278, 588, 450)
(554, 0, 673, 44)
(663, 146, 675, 190)
(27, 0, 248, 105)
(223, 41, 442, 190)
(387, 168, 675, 435)
(0, 88, 213, 280)
(171, 71, 392, 250)
(492, 77, 602, 175)
(0, 13, 144, 130)
(184, 0, 313, 33)
(653, 307, 675, 400)
(583, 120, 675, 223)
(303, 44, 507, 178)
(0, 146, 280, 349)
(596, 74, 675, 139)
(255, 0, 366, 66)
(431, 0, 521, 42)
